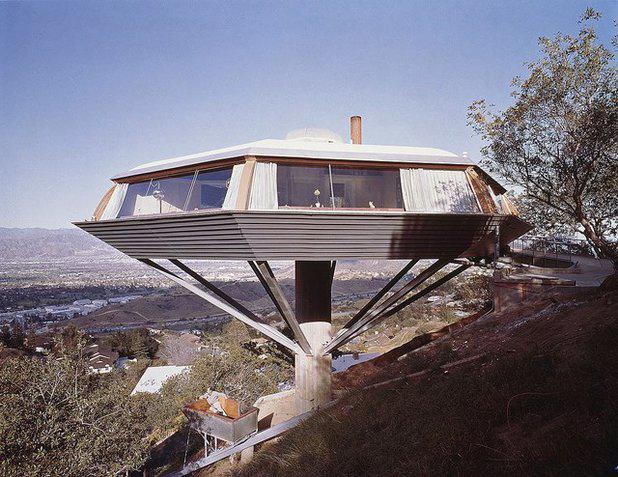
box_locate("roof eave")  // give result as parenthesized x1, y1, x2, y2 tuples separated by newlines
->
(111, 149, 474, 182)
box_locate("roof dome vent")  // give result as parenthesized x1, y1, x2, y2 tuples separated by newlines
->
(285, 128, 343, 143)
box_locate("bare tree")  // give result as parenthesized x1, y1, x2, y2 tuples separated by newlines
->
(158, 332, 200, 365)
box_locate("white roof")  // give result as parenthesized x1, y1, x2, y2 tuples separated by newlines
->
(332, 352, 380, 373)
(130, 365, 190, 395)
(113, 138, 475, 179)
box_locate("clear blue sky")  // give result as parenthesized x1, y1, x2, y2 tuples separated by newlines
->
(1, 0, 615, 228)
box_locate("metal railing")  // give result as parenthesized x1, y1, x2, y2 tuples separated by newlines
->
(509, 235, 596, 267)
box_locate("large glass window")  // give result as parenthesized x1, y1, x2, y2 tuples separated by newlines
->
(117, 173, 194, 217)
(330, 167, 403, 209)
(147, 174, 195, 214)
(185, 168, 233, 211)
(277, 164, 332, 208)
(117, 180, 151, 217)
(400, 169, 480, 213)
(116, 166, 237, 217)
(276, 163, 403, 210)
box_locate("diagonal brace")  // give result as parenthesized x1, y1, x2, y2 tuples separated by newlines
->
(139, 259, 302, 354)
(331, 259, 418, 343)
(324, 259, 450, 354)
(248, 261, 312, 354)
(171, 259, 259, 321)
(344, 263, 471, 343)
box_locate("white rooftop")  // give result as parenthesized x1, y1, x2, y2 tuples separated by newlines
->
(332, 352, 380, 373)
(113, 136, 475, 180)
(130, 365, 190, 395)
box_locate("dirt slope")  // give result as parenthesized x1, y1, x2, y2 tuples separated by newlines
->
(231, 276, 618, 477)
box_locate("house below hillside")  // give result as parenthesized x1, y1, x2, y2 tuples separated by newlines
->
(131, 365, 190, 395)
(85, 342, 119, 374)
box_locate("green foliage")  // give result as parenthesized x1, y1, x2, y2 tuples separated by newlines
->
(0, 323, 26, 349)
(390, 272, 490, 329)
(222, 319, 253, 342)
(0, 325, 10, 346)
(469, 10, 617, 262)
(0, 337, 151, 477)
(138, 339, 292, 438)
(57, 324, 81, 351)
(106, 328, 159, 359)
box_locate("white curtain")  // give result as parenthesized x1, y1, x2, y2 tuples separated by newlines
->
(249, 162, 278, 210)
(133, 195, 184, 215)
(100, 183, 128, 220)
(221, 164, 245, 210)
(400, 169, 479, 213)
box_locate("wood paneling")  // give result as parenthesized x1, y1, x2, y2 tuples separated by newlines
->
(92, 185, 116, 220)
(235, 158, 256, 210)
(466, 168, 498, 214)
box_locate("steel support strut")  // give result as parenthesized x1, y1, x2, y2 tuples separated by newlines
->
(139, 259, 302, 354)
(248, 261, 312, 354)
(343, 263, 471, 343)
(323, 259, 452, 354)
(330, 259, 418, 344)
(171, 259, 260, 321)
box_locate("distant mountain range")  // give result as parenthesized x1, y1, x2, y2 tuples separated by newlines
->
(0, 227, 411, 277)
(0, 227, 122, 261)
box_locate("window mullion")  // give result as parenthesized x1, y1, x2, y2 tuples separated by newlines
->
(183, 170, 199, 211)
(328, 164, 335, 210)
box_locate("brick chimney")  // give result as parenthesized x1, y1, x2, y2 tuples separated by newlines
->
(350, 116, 362, 144)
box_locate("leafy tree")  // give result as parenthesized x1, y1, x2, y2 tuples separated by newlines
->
(8, 324, 25, 349)
(132, 336, 149, 359)
(25, 329, 37, 352)
(469, 9, 617, 263)
(0, 335, 151, 477)
(0, 325, 12, 347)
(107, 328, 159, 359)
(57, 324, 81, 351)
(138, 339, 292, 437)
(222, 319, 252, 342)
(157, 332, 200, 365)
(0, 324, 26, 350)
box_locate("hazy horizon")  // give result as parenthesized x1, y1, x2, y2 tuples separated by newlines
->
(2, 0, 615, 228)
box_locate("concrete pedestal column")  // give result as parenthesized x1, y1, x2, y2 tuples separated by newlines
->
(294, 261, 333, 414)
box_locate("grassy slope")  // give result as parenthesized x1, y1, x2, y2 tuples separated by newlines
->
(230, 277, 618, 477)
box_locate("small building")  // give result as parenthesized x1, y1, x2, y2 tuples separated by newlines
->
(131, 365, 190, 395)
(108, 295, 141, 304)
(116, 356, 137, 369)
(85, 343, 119, 374)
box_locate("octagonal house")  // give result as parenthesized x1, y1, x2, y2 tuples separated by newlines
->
(75, 117, 531, 414)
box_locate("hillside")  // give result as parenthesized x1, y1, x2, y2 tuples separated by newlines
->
(67, 277, 395, 333)
(0, 227, 121, 261)
(230, 276, 618, 476)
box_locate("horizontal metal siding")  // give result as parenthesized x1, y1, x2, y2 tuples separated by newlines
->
(75, 211, 529, 260)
